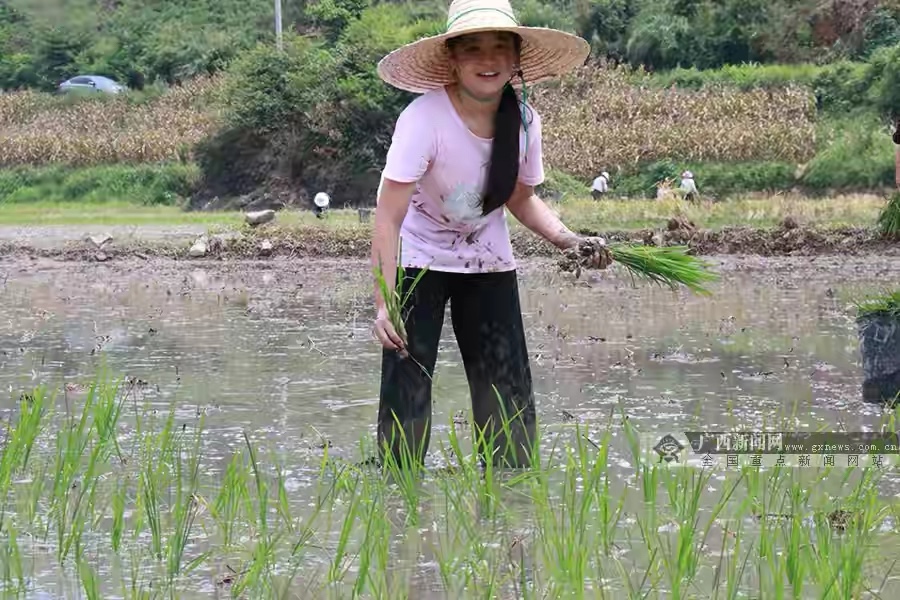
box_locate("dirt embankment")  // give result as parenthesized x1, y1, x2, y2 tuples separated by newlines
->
(0, 220, 896, 263)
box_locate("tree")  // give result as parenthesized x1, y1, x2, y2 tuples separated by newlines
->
(305, 0, 370, 42)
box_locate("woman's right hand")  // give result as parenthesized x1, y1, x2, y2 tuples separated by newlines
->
(374, 306, 407, 354)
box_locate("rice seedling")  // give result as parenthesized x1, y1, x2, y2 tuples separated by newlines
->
(352, 473, 391, 598)
(1, 523, 25, 595)
(0, 373, 898, 597)
(373, 237, 432, 378)
(210, 452, 249, 549)
(164, 426, 205, 585)
(110, 479, 127, 553)
(559, 239, 719, 295)
(327, 470, 364, 586)
(379, 419, 426, 526)
(78, 558, 101, 600)
(854, 288, 900, 319)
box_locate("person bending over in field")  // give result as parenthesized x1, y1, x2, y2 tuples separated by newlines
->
(370, 0, 611, 468)
(591, 171, 610, 200)
(680, 171, 699, 203)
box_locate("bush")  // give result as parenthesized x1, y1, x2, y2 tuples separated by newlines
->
(0, 163, 199, 205)
(810, 61, 872, 114)
(217, 37, 338, 134)
(193, 6, 433, 207)
(801, 116, 896, 190)
(866, 43, 900, 118)
(537, 169, 590, 200)
(649, 63, 828, 91)
(609, 160, 797, 199)
(647, 59, 895, 117)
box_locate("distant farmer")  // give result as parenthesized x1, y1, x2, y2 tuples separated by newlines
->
(313, 192, 330, 219)
(370, 0, 610, 468)
(591, 171, 610, 200)
(680, 171, 698, 203)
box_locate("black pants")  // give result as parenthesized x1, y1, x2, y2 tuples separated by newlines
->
(377, 268, 537, 468)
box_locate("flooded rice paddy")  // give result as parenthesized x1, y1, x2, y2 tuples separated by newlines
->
(1, 254, 899, 598)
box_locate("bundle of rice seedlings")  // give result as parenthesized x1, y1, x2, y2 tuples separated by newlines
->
(373, 238, 431, 376)
(877, 191, 900, 239)
(560, 239, 718, 295)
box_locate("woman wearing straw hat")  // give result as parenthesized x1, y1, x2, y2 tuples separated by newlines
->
(372, 0, 611, 468)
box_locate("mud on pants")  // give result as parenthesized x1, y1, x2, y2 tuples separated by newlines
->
(377, 267, 537, 468)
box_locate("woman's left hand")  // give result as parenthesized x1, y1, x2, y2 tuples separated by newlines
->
(584, 236, 612, 269)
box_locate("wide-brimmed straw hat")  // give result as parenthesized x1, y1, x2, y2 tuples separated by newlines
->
(377, 0, 590, 94)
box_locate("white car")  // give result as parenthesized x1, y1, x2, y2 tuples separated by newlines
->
(58, 75, 125, 95)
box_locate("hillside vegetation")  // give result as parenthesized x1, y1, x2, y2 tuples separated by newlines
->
(5, 0, 900, 90)
(1, 0, 900, 206)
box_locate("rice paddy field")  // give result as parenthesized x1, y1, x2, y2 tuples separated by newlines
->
(1, 252, 899, 599)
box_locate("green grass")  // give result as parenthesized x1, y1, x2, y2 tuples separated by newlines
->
(0, 163, 200, 206)
(552, 195, 883, 232)
(0, 194, 885, 231)
(0, 201, 240, 226)
(0, 374, 898, 598)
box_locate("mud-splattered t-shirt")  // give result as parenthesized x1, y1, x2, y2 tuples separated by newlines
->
(379, 87, 544, 273)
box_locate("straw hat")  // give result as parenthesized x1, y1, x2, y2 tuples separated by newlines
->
(377, 0, 590, 94)
(314, 192, 330, 208)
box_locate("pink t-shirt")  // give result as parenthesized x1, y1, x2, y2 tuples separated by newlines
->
(379, 87, 544, 273)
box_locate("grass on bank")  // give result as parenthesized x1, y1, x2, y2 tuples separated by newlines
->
(0, 163, 200, 207)
(0, 375, 899, 598)
(0, 195, 887, 231)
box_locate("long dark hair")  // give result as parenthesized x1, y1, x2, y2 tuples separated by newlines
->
(447, 33, 532, 216)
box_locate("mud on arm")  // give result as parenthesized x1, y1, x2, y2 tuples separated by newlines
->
(505, 181, 580, 250)
(371, 178, 416, 312)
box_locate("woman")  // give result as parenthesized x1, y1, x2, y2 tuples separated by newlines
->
(371, 0, 611, 468)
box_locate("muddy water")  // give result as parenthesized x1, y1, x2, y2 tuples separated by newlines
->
(2, 256, 897, 448)
(1, 254, 899, 596)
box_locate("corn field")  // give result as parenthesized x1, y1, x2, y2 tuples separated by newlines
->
(0, 77, 222, 166)
(531, 65, 819, 179)
(0, 66, 820, 173)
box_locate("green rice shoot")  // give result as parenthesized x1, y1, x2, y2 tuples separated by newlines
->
(877, 191, 900, 239)
(373, 236, 431, 377)
(854, 288, 900, 320)
(610, 244, 718, 295)
(1, 375, 898, 598)
(561, 240, 719, 295)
